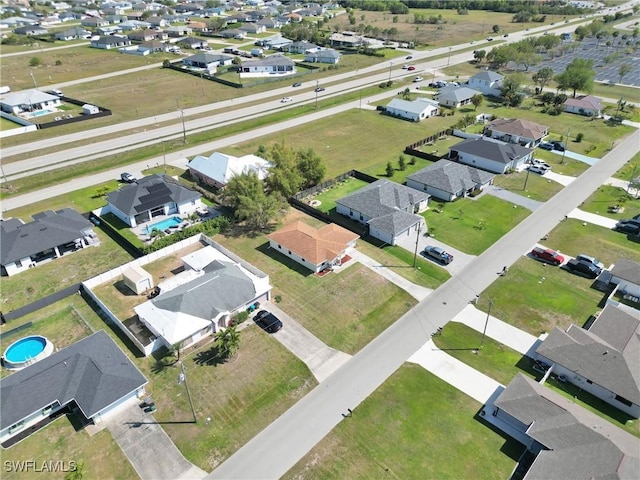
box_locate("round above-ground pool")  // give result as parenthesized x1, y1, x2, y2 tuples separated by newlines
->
(2, 335, 55, 370)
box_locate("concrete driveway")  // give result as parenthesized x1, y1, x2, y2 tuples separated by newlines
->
(266, 303, 351, 383)
(483, 184, 544, 211)
(105, 401, 207, 480)
(568, 208, 618, 229)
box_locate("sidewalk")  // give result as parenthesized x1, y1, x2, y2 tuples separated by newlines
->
(483, 184, 544, 211)
(549, 148, 599, 165)
(567, 208, 618, 229)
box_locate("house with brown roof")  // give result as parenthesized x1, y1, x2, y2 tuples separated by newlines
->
(267, 221, 359, 273)
(485, 118, 549, 147)
(564, 95, 602, 117)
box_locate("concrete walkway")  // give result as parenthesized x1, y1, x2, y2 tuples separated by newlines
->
(545, 171, 576, 186)
(567, 208, 618, 229)
(105, 401, 208, 480)
(349, 249, 432, 301)
(549, 148, 599, 165)
(267, 303, 352, 383)
(484, 184, 544, 211)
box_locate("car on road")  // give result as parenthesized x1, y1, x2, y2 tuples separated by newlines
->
(254, 310, 283, 333)
(315, 87, 325, 92)
(486, 37, 494, 41)
(421, 246, 454, 265)
(281, 97, 292, 103)
(120, 172, 136, 183)
(402, 64, 410, 69)
(413, 76, 424, 82)
(405, 55, 413, 59)
(575, 254, 604, 270)
(503, 33, 509, 37)
(552, 141, 565, 151)
(292, 82, 302, 87)
(407, 66, 416, 71)
(565, 259, 602, 279)
(538, 142, 554, 151)
(530, 247, 564, 265)
(529, 165, 548, 175)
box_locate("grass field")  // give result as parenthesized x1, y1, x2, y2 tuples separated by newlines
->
(492, 169, 564, 202)
(283, 363, 524, 480)
(581, 184, 640, 220)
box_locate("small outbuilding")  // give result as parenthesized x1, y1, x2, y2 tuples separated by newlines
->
(82, 104, 100, 115)
(123, 264, 153, 295)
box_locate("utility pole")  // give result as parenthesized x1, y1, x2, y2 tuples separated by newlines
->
(523, 161, 532, 191)
(162, 140, 167, 174)
(479, 301, 493, 350)
(560, 127, 570, 164)
(412, 221, 422, 267)
(388, 61, 392, 82)
(178, 361, 197, 423)
(30, 70, 38, 90)
(447, 47, 452, 67)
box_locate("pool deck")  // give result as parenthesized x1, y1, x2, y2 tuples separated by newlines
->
(131, 208, 220, 242)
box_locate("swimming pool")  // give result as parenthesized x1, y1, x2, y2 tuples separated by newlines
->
(3, 335, 55, 370)
(26, 109, 53, 118)
(146, 216, 182, 234)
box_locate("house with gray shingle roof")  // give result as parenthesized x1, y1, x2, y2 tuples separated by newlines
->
(1, 208, 99, 277)
(103, 174, 203, 228)
(492, 374, 640, 480)
(134, 245, 271, 351)
(406, 160, 494, 201)
(336, 180, 429, 245)
(467, 70, 503, 96)
(385, 97, 439, 122)
(54, 26, 92, 40)
(304, 48, 342, 64)
(534, 304, 640, 418)
(91, 35, 131, 49)
(435, 86, 481, 108)
(0, 330, 147, 447)
(449, 137, 533, 174)
(183, 52, 233, 72)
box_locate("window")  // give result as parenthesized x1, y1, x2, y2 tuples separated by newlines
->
(278, 244, 281, 249)
(288, 250, 291, 255)
(615, 395, 633, 407)
(586, 379, 592, 384)
(15, 260, 22, 268)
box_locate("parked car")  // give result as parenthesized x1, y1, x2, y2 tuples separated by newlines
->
(254, 310, 283, 333)
(532, 159, 551, 170)
(407, 66, 416, 71)
(120, 172, 136, 183)
(529, 165, 548, 175)
(575, 254, 604, 270)
(315, 87, 325, 92)
(429, 80, 447, 88)
(292, 82, 302, 87)
(539, 142, 554, 151)
(530, 247, 565, 265)
(565, 259, 602, 279)
(48, 89, 63, 97)
(615, 219, 640, 234)
(552, 141, 565, 152)
(281, 97, 292, 103)
(421, 246, 454, 265)
(413, 76, 424, 83)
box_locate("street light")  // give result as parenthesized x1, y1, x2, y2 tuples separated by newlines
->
(388, 61, 392, 82)
(560, 127, 570, 164)
(178, 109, 186, 143)
(479, 301, 493, 350)
(412, 221, 422, 268)
(315, 80, 319, 110)
(447, 47, 452, 67)
(162, 140, 167, 174)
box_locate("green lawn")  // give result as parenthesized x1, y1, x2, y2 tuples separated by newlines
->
(492, 169, 564, 202)
(422, 196, 531, 255)
(283, 364, 524, 480)
(312, 177, 370, 213)
(580, 184, 640, 221)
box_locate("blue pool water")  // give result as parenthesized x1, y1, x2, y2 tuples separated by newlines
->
(4, 336, 46, 363)
(27, 109, 53, 118)
(146, 216, 182, 234)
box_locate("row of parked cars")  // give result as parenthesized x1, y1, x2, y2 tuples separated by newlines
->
(530, 247, 605, 279)
(614, 215, 640, 235)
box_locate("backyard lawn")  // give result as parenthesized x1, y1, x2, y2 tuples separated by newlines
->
(283, 363, 524, 480)
(422, 195, 531, 255)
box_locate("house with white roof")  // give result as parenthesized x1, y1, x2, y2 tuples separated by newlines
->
(467, 70, 503, 96)
(187, 152, 271, 189)
(0, 90, 61, 115)
(239, 55, 295, 78)
(134, 245, 271, 351)
(385, 97, 439, 122)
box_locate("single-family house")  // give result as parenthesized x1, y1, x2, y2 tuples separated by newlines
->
(220, 28, 246, 39)
(448, 137, 533, 174)
(0, 208, 99, 277)
(564, 94, 603, 117)
(0, 17, 38, 28)
(13, 25, 47, 36)
(91, 35, 131, 49)
(182, 53, 232, 72)
(406, 160, 495, 202)
(485, 118, 549, 147)
(103, 174, 203, 228)
(146, 16, 170, 28)
(268, 221, 358, 273)
(491, 374, 640, 480)
(256, 17, 280, 29)
(134, 245, 271, 351)
(117, 20, 150, 31)
(138, 40, 171, 53)
(187, 151, 271, 189)
(166, 26, 192, 37)
(104, 14, 128, 25)
(435, 86, 481, 108)
(287, 40, 319, 54)
(304, 48, 341, 64)
(259, 35, 293, 50)
(54, 26, 91, 40)
(240, 55, 295, 78)
(81, 17, 110, 28)
(384, 97, 439, 122)
(0, 330, 147, 447)
(535, 304, 640, 418)
(329, 31, 364, 48)
(186, 21, 208, 33)
(239, 23, 266, 34)
(601, 258, 640, 299)
(0, 89, 61, 115)
(127, 28, 162, 42)
(336, 180, 430, 245)
(97, 25, 123, 36)
(179, 36, 209, 50)
(467, 70, 503, 96)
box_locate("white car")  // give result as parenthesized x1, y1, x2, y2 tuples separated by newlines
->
(281, 97, 292, 103)
(532, 159, 551, 169)
(402, 64, 410, 69)
(529, 165, 548, 175)
(413, 76, 424, 83)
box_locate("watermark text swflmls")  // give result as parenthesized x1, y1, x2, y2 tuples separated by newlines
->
(4, 460, 77, 473)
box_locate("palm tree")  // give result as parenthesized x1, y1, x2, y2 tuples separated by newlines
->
(216, 325, 240, 359)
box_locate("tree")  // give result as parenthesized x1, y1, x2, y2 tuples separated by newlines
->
(555, 58, 594, 97)
(500, 72, 527, 107)
(29, 56, 42, 67)
(296, 148, 326, 188)
(473, 49, 486, 63)
(162, 59, 171, 68)
(618, 63, 632, 84)
(532, 67, 554, 91)
(398, 155, 406, 171)
(265, 142, 304, 198)
(216, 325, 240, 359)
(492, 24, 500, 33)
(386, 162, 394, 177)
(223, 171, 282, 229)
(541, 91, 555, 104)
(471, 94, 484, 111)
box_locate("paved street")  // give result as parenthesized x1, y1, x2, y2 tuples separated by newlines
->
(208, 130, 639, 480)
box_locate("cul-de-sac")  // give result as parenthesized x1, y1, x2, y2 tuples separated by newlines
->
(1, 0, 639, 479)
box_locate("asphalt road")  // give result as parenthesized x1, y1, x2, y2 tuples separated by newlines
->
(208, 129, 639, 480)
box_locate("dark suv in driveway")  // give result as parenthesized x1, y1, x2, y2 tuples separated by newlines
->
(254, 310, 283, 333)
(565, 259, 602, 279)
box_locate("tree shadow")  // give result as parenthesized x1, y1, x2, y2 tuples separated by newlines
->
(194, 344, 227, 367)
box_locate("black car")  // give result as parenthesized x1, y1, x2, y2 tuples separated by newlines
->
(292, 82, 302, 87)
(565, 259, 601, 279)
(315, 87, 325, 92)
(405, 55, 413, 59)
(254, 310, 283, 333)
(615, 220, 640, 234)
(538, 142, 554, 151)
(552, 141, 565, 152)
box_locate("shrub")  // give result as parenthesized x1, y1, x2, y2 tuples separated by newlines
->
(575, 133, 584, 143)
(275, 294, 282, 303)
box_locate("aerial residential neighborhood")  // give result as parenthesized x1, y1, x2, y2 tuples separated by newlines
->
(1, 0, 639, 479)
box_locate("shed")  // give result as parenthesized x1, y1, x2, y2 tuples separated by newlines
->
(123, 264, 153, 295)
(82, 104, 100, 115)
